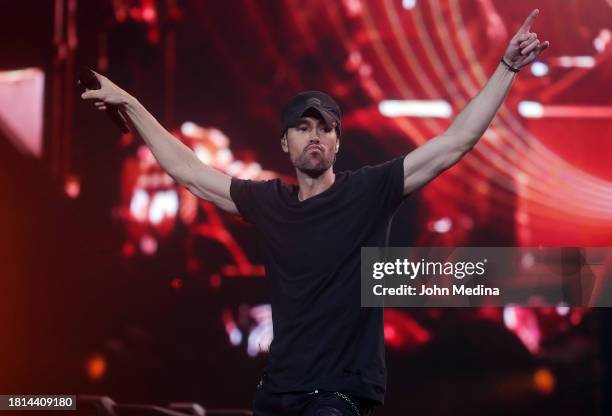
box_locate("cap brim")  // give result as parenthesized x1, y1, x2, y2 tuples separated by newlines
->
(300, 106, 337, 130)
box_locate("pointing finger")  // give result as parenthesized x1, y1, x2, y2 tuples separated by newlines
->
(88, 69, 107, 86)
(519, 9, 539, 34)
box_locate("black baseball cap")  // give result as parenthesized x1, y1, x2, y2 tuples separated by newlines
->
(281, 91, 342, 137)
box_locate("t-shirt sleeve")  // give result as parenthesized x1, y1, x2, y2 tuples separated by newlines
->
(357, 156, 406, 217)
(229, 178, 270, 225)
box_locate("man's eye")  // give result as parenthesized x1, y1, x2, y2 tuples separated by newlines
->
(297, 127, 307, 132)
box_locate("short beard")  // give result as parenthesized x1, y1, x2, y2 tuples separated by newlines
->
(293, 149, 335, 178)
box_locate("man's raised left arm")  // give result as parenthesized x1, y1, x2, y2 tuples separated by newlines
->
(402, 8, 549, 195)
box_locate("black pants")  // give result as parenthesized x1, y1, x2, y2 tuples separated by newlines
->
(253, 381, 376, 416)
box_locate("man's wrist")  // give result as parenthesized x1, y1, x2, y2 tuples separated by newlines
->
(122, 94, 140, 112)
(500, 56, 521, 73)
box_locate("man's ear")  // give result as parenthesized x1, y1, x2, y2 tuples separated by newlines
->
(281, 134, 288, 152)
(335, 139, 340, 153)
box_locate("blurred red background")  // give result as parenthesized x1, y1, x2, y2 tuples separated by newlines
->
(1, 1, 611, 415)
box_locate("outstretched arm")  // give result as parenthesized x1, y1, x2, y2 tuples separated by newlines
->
(402, 9, 549, 195)
(80, 73, 239, 215)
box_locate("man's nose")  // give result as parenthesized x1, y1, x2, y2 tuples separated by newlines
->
(309, 136, 320, 143)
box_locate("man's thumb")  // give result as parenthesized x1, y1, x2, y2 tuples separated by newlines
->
(81, 90, 100, 100)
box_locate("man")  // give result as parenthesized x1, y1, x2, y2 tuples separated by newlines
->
(82, 9, 548, 415)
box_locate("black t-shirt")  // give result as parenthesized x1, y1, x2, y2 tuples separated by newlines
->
(230, 156, 406, 404)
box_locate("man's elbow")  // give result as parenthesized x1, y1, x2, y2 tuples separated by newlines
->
(445, 127, 484, 153)
(439, 146, 470, 173)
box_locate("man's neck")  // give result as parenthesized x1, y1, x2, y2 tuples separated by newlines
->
(295, 168, 336, 201)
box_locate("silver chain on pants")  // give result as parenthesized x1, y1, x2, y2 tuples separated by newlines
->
(332, 391, 360, 416)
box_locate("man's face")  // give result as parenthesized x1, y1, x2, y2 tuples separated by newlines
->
(283, 115, 339, 178)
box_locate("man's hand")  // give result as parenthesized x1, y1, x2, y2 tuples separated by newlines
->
(80, 70, 239, 215)
(80, 70, 133, 111)
(503, 9, 550, 69)
(401, 9, 550, 195)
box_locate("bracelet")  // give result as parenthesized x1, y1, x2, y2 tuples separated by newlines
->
(500, 57, 520, 73)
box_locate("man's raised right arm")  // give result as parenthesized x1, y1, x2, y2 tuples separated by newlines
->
(80, 72, 239, 215)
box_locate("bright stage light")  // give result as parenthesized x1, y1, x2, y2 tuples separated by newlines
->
(229, 328, 242, 346)
(193, 144, 212, 164)
(245, 304, 273, 357)
(216, 148, 233, 165)
(531, 61, 548, 77)
(402, 0, 417, 10)
(557, 56, 595, 68)
(65, 176, 81, 199)
(379, 100, 452, 118)
(148, 190, 178, 225)
(533, 367, 555, 395)
(432, 217, 452, 233)
(181, 121, 197, 136)
(519, 101, 612, 119)
(556, 304, 570, 316)
(503, 306, 517, 329)
(130, 189, 150, 222)
(518, 101, 544, 118)
(86, 355, 107, 380)
(140, 234, 158, 255)
(0, 68, 45, 157)
(593, 29, 611, 52)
